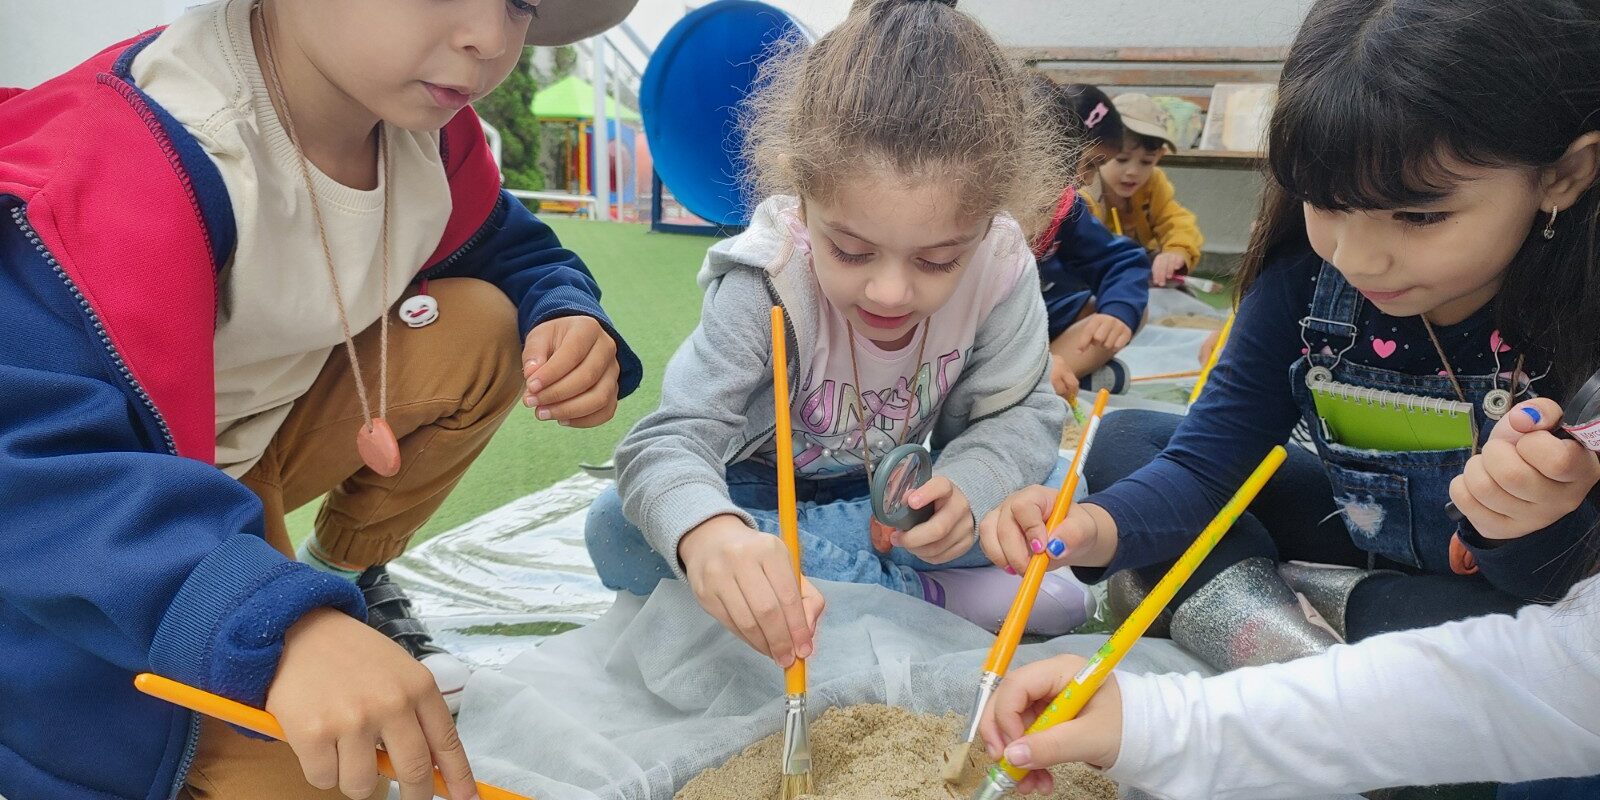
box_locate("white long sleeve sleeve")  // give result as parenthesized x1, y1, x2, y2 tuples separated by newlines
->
(1107, 576, 1600, 800)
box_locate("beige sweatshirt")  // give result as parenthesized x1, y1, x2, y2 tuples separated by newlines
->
(132, 0, 454, 477)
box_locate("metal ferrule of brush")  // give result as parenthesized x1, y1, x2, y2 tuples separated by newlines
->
(780, 692, 812, 777)
(970, 767, 1020, 800)
(960, 671, 1003, 745)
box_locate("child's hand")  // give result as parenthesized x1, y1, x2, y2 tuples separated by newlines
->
(266, 608, 478, 800)
(522, 316, 621, 428)
(1150, 252, 1187, 287)
(1050, 354, 1081, 404)
(1448, 398, 1600, 541)
(896, 477, 976, 564)
(1196, 328, 1222, 366)
(679, 515, 825, 668)
(1078, 314, 1134, 354)
(979, 486, 1117, 573)
(979, 654, 1124, 794)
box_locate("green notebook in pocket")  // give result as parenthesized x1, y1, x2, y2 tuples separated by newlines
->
(1309, 378, 1476, 451)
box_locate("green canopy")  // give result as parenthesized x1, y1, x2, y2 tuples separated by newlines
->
(532, 75, 642, 122)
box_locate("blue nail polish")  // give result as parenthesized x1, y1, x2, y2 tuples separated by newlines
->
(1047, 538, 1067, 557)
(1523, 407, 1543, 425)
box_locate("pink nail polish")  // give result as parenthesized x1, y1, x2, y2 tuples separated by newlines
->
(1029, 539, 1045, 555)
(1005, 566, 1017, 575)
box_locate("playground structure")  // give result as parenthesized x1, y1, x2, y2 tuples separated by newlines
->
(531, 75, 646, 220)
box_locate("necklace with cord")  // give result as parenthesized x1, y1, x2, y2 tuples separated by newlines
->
(256, 2, 404, 476)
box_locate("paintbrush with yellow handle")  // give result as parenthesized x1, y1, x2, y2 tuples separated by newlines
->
(133, 672, 532, 800)
(968, 445, 1288, 799)
(770, 306, 814, 800)
(941, 389, 1111, 785)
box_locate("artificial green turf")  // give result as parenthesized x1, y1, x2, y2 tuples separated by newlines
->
(286, 219, 714, 547)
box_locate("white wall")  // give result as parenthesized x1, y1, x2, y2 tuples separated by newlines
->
(0, 0, 180, 87)
(968, 0, 1312, 48)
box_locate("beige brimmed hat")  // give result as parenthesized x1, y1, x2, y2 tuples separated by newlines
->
(1112, 93, 1175, 151)
(525, 0, 639, 46)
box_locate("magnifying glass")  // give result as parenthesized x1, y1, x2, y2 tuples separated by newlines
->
(1446, 368, 1600, 521)
(870, 443, 935, 530)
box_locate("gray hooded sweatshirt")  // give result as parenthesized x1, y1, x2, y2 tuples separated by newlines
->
(614, 196, 1067, 577)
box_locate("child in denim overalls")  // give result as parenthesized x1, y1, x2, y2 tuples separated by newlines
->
(980, 0, 1600, 792)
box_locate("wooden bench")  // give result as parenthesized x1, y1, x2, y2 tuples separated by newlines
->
(1010, 46, 1286, 169)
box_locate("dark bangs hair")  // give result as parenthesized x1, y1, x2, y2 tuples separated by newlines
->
(1125, 131, 1169, 155)
(1238, 0, 1600, 402)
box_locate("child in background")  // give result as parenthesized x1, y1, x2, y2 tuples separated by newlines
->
(588, 0, 1097, 669)
(1028, 75, 1152, 402)
(1084, 93, 1205, 288)
(0, 1, 641, 798)
(982, 0, 1599, 704)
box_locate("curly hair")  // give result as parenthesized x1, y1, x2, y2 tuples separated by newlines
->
(741, 0, 1071, 237)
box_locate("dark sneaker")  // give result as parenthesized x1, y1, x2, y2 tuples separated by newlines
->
(1084, 358, 1129, 395)
(356, 565, 469, 713)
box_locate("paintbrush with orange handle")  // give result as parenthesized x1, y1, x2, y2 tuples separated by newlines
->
(941, 389, 1111, 784)
(771, 306, 815, 800)
(134, 673, 530, 800)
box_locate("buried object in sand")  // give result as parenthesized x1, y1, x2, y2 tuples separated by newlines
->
(675, 704, 1116, 800)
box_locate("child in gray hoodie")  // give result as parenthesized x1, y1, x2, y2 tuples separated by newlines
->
(585, 0, 1091, 668)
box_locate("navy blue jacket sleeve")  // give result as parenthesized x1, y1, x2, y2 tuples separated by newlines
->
(1080, 252, 1313, 579)
(0, 251, 363, 709)
(1466, 493, 1598, 601)
(1049, 198, 1151, 334)
(427, 190, 642, 399)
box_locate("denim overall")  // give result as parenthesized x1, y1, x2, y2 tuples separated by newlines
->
(1289, 264, 1505, 575)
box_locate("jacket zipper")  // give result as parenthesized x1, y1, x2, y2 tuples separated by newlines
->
(729, 279, 800, 461)
(9, 205, 200, 798)
(417, 193, 506, 281)
(10, 206, 179, 458)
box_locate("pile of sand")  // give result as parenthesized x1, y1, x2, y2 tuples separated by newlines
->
(1060, 416, 1083, 450)
(675, 704, 1117, 800)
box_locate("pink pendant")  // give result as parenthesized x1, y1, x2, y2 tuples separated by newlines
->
(356, 418, 402, 477)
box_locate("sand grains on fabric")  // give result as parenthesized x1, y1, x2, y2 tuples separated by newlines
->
(675, 704, 1117, 800)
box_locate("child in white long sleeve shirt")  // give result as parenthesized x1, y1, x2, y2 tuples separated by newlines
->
(981, 574, 1600, 799)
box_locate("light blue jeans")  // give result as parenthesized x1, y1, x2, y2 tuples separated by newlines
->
(585, 456, 1071, 599)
